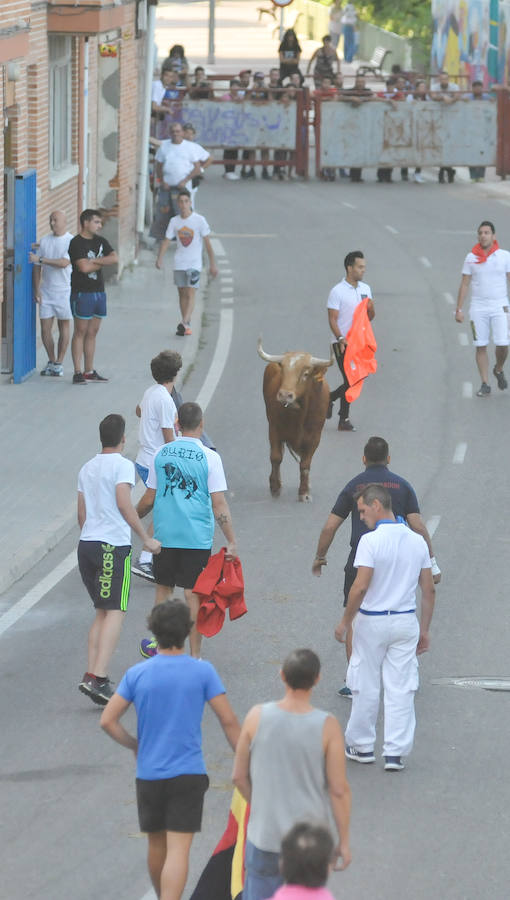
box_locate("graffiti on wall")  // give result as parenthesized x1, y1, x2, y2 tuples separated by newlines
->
(431, 0, 510, 84)
(153, 101, 297, 147)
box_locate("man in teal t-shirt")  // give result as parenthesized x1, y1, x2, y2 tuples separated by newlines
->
(137, 401, 237, 657)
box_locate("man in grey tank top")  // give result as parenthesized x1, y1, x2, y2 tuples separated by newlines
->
(233, 649, 351, 900)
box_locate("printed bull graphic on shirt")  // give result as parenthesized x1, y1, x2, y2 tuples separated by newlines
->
(163, 462, 198, 499)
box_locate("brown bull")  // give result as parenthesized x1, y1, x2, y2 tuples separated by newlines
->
(257, 339, 334, 501)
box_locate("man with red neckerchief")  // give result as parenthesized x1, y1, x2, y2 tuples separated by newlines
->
(456, 220, 510, 397)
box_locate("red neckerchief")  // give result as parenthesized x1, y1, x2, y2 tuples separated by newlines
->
(471, 239, 499, 263)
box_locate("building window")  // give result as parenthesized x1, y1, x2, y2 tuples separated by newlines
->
(49, 35, 72, 172)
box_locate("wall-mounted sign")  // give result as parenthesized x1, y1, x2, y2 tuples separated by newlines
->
(99, 43, 118, 58)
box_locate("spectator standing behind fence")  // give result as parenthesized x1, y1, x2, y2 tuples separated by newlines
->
(430, 70, 459, 183)
(274, 86, 299, 180)
(307, 36, 340, 89)
(189, 66, 213, 100)
(151, 123, 207, 239)
(329, 1, 343, 50)
(151, 68, 183, 117)
(341, 3, 358, 63)
(464, 80, 494, 182)
(339, 73, 375, 183)
(156, 189, 217, 337)
(222, 79, 243, 180)
(314, 77, 338, 181)
(161, 43, 189, 81)
(404, 79, 430, 182)
(279, 29, 303, 85)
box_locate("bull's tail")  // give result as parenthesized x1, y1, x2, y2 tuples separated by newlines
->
(285, 442, 300, 464)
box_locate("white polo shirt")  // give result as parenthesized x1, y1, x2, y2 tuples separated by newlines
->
(155, 139, 209, 191)
(327, 278, 372, 339)
(354, 522, 430, 612)
(462, 248, 510, 308)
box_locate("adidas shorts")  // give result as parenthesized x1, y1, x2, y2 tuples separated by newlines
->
(469, 306, 510, 347)
(78, 540, 132, 611)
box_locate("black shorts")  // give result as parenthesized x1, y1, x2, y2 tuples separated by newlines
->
(153, 548, 211, 589)
(78, 540, 132, 611)
(136, 774, 209, 833)
(343, 549, 357, 607)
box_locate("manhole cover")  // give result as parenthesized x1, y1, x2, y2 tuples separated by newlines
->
(432, 676, 510, 691)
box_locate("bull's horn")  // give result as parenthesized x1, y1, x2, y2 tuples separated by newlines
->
(310, 349, 335, 367)
(257, 337, 284, 363)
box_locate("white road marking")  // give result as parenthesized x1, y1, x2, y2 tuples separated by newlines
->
(426, 516, 441, 538)
(458, 332, 469, 346)
(420, 256, 432, 268)
(443, 292, 454, 305)
(462, 381, 473, 398)
(195, 308, 234, 413)
(385, 225, 398, 234)
(0, 552, 76, 637)
(209, 237, 226, 256)
(220, 276, 233, 284)
(221, 287, 233, 294)
(214, 233, 277, 238)
(437, 230, 473, 234)
(220, 268, 232, 275)
(221, 296, 233, 305)
(342, 201, 356, 209)
(453, 442, 467, 464)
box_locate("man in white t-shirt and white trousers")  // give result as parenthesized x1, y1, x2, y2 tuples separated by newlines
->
(29, 210, 73, 377)
(455, 220, 510, 397)
(335, 484, 435, 772)
(156, 188, 217, 336)
(327, 250, 375, 431)
(77, 414, 161, 706)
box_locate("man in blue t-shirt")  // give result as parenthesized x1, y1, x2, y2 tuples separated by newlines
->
(101, 600, 240, 900)
(312, 436, 441, 694)
(137, 401, 237, 658)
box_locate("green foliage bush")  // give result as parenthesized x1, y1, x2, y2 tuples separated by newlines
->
(312, 0, 432, 49)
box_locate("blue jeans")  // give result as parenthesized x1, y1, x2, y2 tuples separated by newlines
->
(243, 840, 283, 900)
(343, 24, 355, 62)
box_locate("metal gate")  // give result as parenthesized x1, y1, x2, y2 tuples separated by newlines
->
(12, 169, 37, 383)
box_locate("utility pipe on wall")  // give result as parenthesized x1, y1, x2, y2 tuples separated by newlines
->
(136, 0, 156, 237)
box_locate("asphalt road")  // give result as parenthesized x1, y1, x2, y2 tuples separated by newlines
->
(2, 171, 510, 899)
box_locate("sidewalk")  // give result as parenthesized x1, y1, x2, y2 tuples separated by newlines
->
(0, 247, 210, 595)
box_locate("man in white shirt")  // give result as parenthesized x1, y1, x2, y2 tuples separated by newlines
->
(455, 220, 510, 396)
(151, 122, 210, 240)
(335, 484, 435, 771)
(327, 251, 375, 431)
(132, 350, 182, 582)
(29, 210, 73, 377)
(77, 414, 161, 706)
(156, 189, 217, 336)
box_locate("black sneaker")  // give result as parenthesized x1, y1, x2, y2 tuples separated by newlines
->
(131, 561, 154, 582)
(84, 370, 108, 383)
(493, 366, 508, 390)
(78, 673, 94, 697)
(476, 382, 491, 397)
(89, 677, 114, 706)
(73, 372, 87, 385)
(337, 685, 352, 698)
(384, 756, 405, 771)
(338, 418, 356, 432)
(345, 745, 375, 763)
(176, 322, 186, 336)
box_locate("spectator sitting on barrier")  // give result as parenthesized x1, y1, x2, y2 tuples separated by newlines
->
(189, 66, 213, 100)
(307, 35, 340, 89)
(279, 29, 303, 85)
(269, 67, 281, 98)
(161, 43, 189, 81)
(464, 80, 494, 182)
(339, 73, 375, 183)
(431, 69, 459, 183)
(239, 69, 252, 98)
(388, 64, 412, 90)
(222, 79, 243, 181)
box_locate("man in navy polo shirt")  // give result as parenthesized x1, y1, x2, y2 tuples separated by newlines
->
(312, 436, 441, 695)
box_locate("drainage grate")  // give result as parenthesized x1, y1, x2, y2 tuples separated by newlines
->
(432, 676, 510, 692)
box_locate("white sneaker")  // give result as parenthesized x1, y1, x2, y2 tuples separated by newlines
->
(224, 172, 240, 181)
(51, 363, 64, 376)
(413, 173, 425, 183)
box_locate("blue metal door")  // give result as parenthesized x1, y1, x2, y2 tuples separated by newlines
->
(13, 169, 37, 383)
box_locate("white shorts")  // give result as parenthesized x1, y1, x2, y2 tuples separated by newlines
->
(39, 290, 73, 321)
(173, 269, 201, 288)
(469, 306, 510, 347)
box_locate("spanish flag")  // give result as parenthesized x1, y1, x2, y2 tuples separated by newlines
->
(190, 789, 249, 900)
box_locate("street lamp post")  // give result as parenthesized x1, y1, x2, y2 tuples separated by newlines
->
(208, 0, 215, 65)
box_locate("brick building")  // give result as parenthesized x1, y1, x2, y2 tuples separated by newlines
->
(1, 0, 155, 379)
